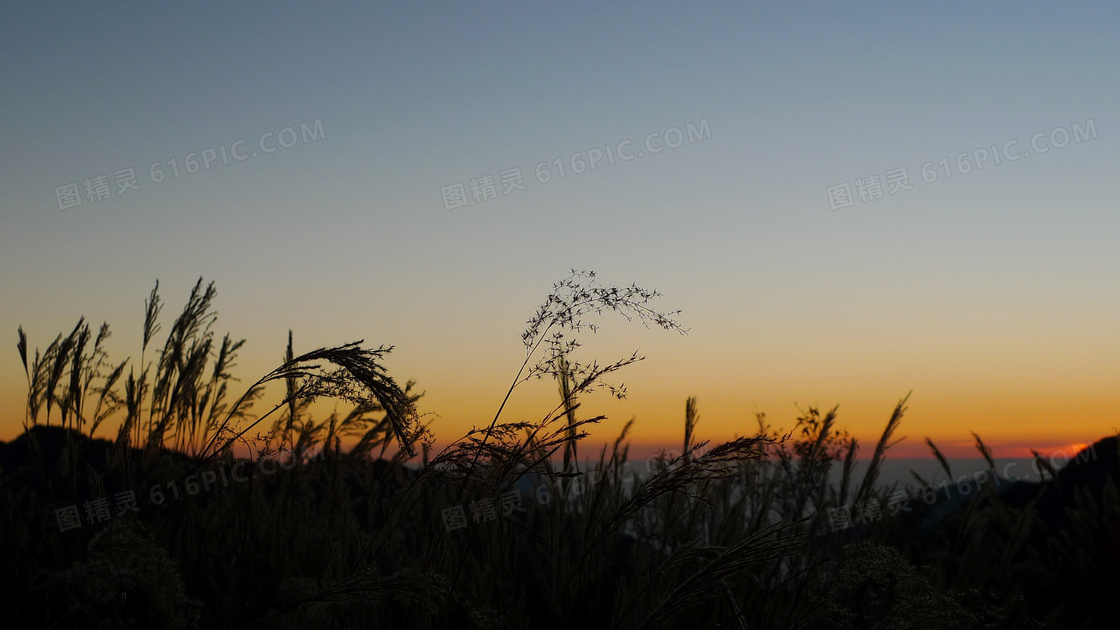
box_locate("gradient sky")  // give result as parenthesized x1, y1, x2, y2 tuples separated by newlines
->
(2, 2, 1117, 459)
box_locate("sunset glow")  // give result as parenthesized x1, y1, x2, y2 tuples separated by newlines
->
(2, 2, 1117, 457)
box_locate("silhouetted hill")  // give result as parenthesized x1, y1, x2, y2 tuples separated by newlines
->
(925, 435, 1120, 629)
(1001, 436, 1120, 512)
(0, 426, 121, 498)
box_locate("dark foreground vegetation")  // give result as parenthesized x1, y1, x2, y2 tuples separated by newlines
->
(2, 274, 1117, 629)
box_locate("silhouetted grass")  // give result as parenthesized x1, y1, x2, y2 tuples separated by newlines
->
(2, 273, 1118, 629)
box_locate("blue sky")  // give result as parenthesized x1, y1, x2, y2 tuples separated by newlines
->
(2, 2, 1117, 455)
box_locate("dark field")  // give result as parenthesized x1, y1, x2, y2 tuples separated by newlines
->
(3, 277, 1118, 629)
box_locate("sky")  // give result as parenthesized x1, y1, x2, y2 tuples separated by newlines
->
(1, 2, 1117, 459)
